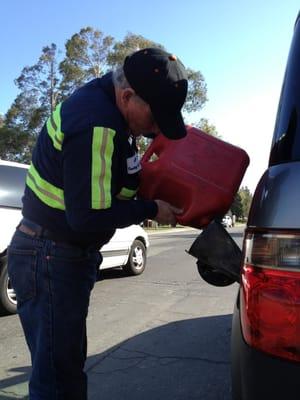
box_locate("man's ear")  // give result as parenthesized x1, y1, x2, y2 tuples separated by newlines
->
(121, 88, 135, 106)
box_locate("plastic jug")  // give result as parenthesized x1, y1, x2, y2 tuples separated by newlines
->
(138, 126, 250, 228)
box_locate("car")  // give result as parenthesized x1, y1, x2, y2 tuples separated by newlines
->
(221, 214, 233, 228)
(0, 159, 149, 315)
(100, 224, 149, 275)
(231, 12, 300, 400)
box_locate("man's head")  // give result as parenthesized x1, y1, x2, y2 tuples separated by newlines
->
(114, 48, 188, 140)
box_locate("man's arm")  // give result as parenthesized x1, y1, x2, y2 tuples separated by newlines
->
(62, 126, 159, 232)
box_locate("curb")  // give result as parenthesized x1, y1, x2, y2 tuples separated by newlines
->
(145, 226, 199, 235)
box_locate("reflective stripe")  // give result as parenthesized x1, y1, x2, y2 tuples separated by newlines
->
(117, 187, 137, 200)
(26, 163, 65, 210)
(91, 127, 116, 209)
(46, 103, 64, 151)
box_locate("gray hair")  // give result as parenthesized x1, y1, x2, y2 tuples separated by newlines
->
(112, 66, 147, 106)
(112, 67, 131, 89)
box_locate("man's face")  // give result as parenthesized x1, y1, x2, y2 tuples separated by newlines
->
(120, 89, 160, 137)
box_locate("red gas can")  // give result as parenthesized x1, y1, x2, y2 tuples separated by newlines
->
(138, 126, 250, 228)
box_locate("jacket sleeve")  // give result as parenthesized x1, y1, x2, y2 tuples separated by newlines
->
(62, 126, 158, 232)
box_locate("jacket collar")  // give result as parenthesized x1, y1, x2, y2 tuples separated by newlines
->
(100, 72, 129, 136)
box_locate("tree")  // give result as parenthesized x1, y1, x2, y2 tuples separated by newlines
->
(3, 28, 208, 162)
(0, 125, 33, 162)
(195, 117, 221, 138)
(184, 69, 207, 114)
(108, 34, 207, 115)
(6, 43, 60, 137)
(231, 192, 243, 220)
(239, 186, 252, 218)
(59, 27, 114, 96)
(6, 93, 45, 137)
(107, 33, 164, 67)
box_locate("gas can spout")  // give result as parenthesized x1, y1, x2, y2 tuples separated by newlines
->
(187, 221, 242, 286)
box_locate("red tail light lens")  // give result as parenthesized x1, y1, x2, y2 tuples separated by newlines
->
(240, 230, 300, 362)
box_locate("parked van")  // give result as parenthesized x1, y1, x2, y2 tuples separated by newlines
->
(231, 12, 300, 399)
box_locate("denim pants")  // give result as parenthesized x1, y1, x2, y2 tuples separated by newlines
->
(7, 226, 102, 400)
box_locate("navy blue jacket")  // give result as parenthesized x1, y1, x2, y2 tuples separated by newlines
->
(22, 73, 157, 246)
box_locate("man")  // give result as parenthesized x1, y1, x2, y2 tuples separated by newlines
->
(7, 48, 188, 400)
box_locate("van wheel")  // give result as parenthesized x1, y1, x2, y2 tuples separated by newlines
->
(0, 256, 17, 315)
(123, 240, 146, 276)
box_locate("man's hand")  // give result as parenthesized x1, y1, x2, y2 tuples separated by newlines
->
(154, 199, 183, 226)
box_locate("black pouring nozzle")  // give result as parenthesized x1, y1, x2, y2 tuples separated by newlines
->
(187, 220, 242, 286)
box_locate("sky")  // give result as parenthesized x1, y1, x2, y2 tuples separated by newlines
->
(1, 1, 299, 193)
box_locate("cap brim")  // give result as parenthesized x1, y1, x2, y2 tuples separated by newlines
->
(151, 108, 187, 140)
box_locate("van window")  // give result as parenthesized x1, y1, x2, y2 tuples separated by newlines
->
(269, 15, 300, 165)
(0, 165, 27, 208)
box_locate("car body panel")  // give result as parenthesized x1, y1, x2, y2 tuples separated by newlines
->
(0, 207, 23, 254)
(0, 161, 28, 255)
(248, 162, 300, 229)
(100, 224, 149, 269)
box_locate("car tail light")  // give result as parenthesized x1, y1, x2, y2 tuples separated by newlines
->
(240, 229, 300, 362)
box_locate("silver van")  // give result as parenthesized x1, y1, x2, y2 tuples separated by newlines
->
(231, 11, 300, 399)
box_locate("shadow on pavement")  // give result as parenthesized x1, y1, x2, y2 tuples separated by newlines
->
(0, 315, 233, 400)
(86, 314, 233, 399)
(97, 267, 126, 281)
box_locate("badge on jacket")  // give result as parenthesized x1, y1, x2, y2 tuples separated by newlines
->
(127, 153, 141, 174)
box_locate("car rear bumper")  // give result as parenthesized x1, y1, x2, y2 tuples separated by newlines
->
(231, 291, 300, 400)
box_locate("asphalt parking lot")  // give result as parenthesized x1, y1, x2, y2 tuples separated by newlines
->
(0, 227, 244, 399)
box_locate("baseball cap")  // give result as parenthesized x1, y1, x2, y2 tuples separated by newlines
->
(123, 48, 188, 140)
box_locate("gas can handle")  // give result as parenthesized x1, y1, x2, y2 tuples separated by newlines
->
(141, 135, 166, 164)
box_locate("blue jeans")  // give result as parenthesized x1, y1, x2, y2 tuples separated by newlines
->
(7, 225, 102, 400)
